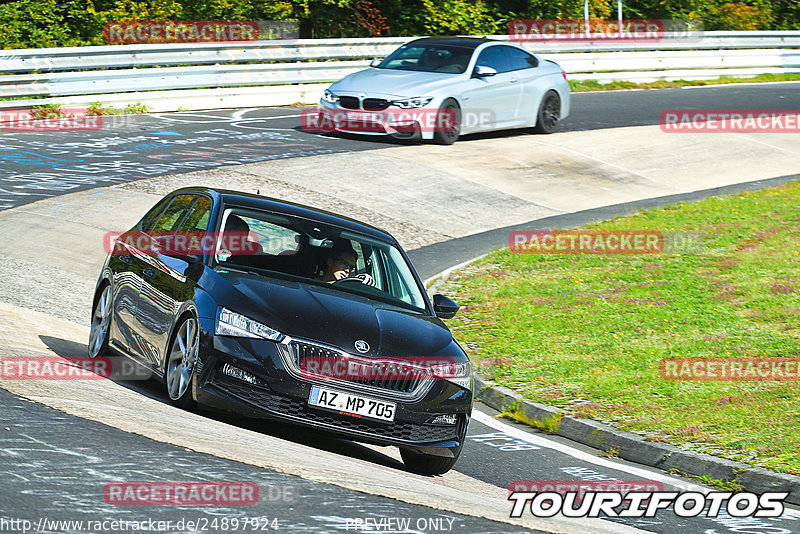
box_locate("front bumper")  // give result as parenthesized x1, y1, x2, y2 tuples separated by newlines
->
(193, 333, 472, 449)
(314, 100, 439, 140)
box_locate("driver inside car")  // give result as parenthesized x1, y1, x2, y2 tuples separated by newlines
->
(317, 241, 358, 283)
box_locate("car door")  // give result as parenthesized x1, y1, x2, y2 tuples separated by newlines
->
(460, 45, 522, 131)
(125, 193, 195, 367)
(137, 194, 213, 371)
(108, 196, 171, 356)
(504, 46, 549, 124)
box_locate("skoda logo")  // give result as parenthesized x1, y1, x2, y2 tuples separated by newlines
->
(354, 340, 370, 353)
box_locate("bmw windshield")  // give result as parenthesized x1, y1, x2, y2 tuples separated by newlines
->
(212, 206, 428, 313)
(377, 43, 473, 74)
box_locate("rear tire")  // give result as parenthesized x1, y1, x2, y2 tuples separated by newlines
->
(532, 90, 561, 134)
(432, 99, 461, 145)
(88, 283, 111, 358)
(165, 315, 199, 410)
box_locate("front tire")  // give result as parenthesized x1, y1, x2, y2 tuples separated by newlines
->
(400, 443, 462, 475)
(165, 316, 199, 409)
(532, 90, 561, 134)
(88, 284, 111, 358)
(432, 99, 461, 145)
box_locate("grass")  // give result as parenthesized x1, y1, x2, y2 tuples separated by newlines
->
(668, 469, 745, 491)
(500, 400, 563, 433)
(87, 101, 150, 115)
(569, 72, 800, 92)
(443, 180, 800, 475)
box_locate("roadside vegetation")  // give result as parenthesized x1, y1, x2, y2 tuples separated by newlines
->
(569, 72, 800, 92)
(441, 181, 800, 475)
(0, 0, 797, 48)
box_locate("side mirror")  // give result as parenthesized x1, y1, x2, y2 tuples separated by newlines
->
(370, 58, 382, 67)
(473, 65, 497, 78)
(433, 294, 459, 319)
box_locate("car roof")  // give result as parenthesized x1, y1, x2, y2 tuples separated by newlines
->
(408, 36, 498, 49)
(173, 187, 396, 243)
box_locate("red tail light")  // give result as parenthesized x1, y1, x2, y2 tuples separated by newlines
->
(562, 71, 568, 80)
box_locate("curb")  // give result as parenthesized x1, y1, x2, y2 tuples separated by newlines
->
(474, 374, 800, 505)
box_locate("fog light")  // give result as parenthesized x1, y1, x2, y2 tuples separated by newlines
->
(220, 363, 258, 385)
(430, 414, 458, 425)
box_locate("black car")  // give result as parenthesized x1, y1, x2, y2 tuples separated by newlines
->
(89, 187, 472, 474)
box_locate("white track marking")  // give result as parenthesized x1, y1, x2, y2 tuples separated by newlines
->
(471, 410, 800, 519)
(232, 108, 260, 120)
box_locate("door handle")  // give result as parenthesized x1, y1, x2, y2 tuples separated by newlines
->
(509, 77, 519, 83)
(143, 268, 156, 279)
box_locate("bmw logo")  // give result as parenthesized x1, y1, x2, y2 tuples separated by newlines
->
(354, 340, 370, 353)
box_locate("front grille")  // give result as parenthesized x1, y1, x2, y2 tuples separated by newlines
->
(213, 374, 455, 443)
(287, 340, 425, 395)
(338, 96, 360, 109)
(363, 98, 390, 111)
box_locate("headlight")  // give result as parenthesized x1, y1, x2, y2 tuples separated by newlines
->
(391, 97, 433, 109)
(215, 308, 284, 341)
(429, 360, 472, 390)
(322, 90, 339, 104)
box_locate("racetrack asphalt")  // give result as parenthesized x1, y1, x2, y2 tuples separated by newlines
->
(2, 83, 800, 534)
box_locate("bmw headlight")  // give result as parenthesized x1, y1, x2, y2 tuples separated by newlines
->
(216, 308, 284, 341)
(322, 90, 339, 104)
(429, 360, 472, 391)
(391, 97, 433, 109)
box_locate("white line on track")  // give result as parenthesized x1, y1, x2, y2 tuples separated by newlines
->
(471, 409, 800, 519)
(152, 113, 303, 123)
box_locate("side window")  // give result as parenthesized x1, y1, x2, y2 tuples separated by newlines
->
(139, 197, 172, 232)
(178, 196, 212, 233)
(151, 194, 195, 233)
(506, 47, 538, 70)
(475, 46, 511, 73)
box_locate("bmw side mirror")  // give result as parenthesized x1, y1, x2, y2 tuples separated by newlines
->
(370, 58, 382, 67)
(473, 65, 497, 78)
(433, 294, 459, 319)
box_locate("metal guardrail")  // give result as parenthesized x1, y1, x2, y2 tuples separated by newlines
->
(1, 31, 798, 108)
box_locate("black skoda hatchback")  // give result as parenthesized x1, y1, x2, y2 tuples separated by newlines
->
(89, 187, 472, 474)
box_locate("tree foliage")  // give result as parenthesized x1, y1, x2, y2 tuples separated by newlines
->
(0, 0, 796, 49)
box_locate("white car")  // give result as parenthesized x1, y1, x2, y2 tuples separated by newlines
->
(317, 36, 571, 144)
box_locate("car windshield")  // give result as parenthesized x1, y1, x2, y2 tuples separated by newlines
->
(377, 43, 473, 74)
(211, 207, 428, 312)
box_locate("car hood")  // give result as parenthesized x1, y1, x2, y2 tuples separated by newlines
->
(215, 272, 455, 359)
(330, 68, 461, 98)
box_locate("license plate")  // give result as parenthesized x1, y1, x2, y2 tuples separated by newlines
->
(345, 111, 379, 123)
(308, 386, 396, 422)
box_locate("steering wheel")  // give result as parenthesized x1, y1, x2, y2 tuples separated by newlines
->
(333, 273, 376, 287)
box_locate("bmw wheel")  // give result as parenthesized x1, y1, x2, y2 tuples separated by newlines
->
(165, 316, 199, 409)
(432, 99, 461, 145)
(532, 90, 561, 134)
